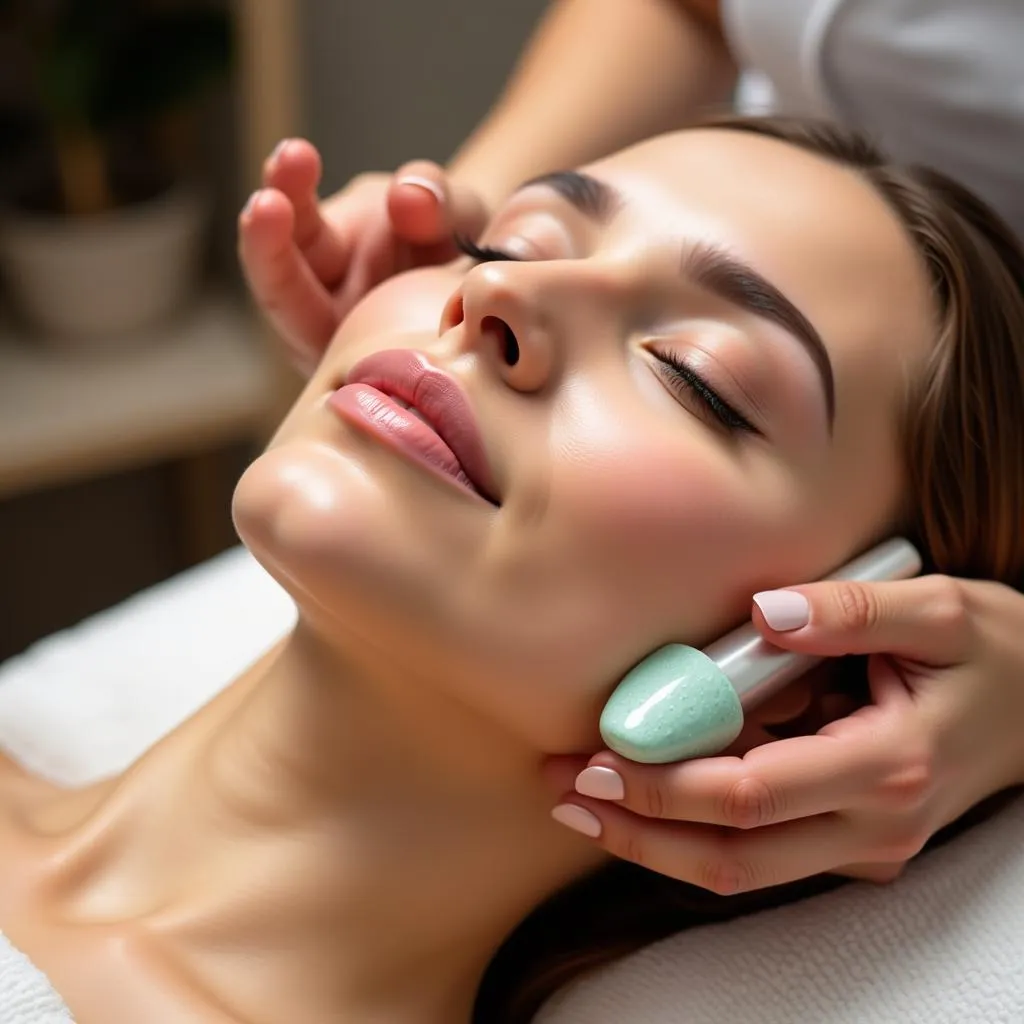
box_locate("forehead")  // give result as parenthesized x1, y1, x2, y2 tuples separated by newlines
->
(587, 129, 936, 426)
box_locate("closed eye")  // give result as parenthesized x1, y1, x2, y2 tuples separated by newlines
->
(455, 235, 522, 263)
(457, 232, 756, 436)
(653, 352, 757, 435)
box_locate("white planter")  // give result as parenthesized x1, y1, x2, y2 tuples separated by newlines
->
(0, 186, 207, 349)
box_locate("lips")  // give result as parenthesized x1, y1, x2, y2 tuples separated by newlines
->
(328, 350, 499, 505)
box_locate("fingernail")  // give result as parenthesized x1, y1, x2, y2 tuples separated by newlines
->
(753, 589, 810, 631)
(396, 175, 445, 203)
(575, 766, 624, 801)
(241, 190, 262, 218)
(268, 138, 292, 167)
(551, 804, 602, 838)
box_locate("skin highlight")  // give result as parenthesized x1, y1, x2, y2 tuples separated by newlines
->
(0, 126, 1000, 1024)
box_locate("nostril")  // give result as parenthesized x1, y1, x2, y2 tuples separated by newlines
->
(440, 293, 465, 333)
(482, 315, 519, 366)
(503, 325, 520, 366)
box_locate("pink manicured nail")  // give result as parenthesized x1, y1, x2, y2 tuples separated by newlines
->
(551, 804, 602, 838)
(575, 766, 624, 801)
(753, 589, 810, 631)
(396, 175, 445, 203)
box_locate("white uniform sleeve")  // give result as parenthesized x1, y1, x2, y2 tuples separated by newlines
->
(723, 0, 1024, 242)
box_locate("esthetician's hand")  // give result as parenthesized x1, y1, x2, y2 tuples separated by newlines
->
(548, 575, 1024, 893)
(238, 139, 490, 375)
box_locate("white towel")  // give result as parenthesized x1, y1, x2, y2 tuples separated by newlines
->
(0, 546, 1021, 1023)
(0, 933, 73, 1024)
(538, 793, 1024, 1023)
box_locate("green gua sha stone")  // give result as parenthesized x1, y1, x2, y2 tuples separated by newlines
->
(599, 644, 744, 764)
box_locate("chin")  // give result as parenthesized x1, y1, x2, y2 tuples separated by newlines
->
(233, 440, 382, 603)
(229, 438, 637, 755)
(231, 438, 483, 641)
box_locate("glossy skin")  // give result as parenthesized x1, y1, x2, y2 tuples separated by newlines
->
(232, 0, 1024, 909)
(236, 127, 934, 756)
(0, 128, 940, 1024)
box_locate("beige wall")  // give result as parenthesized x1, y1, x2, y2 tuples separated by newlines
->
(300, 0, 548, 192)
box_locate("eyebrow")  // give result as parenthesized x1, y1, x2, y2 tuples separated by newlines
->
(518, 170, 622, 223)
(517, 171, 835, 429)
(682, 242, 835, 429)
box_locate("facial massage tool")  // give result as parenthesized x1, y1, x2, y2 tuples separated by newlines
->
(599, 537, 922, 764)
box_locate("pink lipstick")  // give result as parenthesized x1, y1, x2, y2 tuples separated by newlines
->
(329, 350, 498, 504)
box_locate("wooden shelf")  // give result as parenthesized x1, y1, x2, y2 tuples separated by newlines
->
(0, 294, 277, 499)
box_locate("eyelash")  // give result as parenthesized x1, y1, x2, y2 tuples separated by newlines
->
(455, 235, 754, 435)
(653, 352, 757, 435)
(455, 234, 521, 263)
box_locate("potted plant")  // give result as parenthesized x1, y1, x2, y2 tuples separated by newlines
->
(0, 0, 232, 347)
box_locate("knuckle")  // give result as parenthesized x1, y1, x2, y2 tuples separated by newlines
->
(832, 581, 880, 632)
(875, 743, 937, 812)
(618, 830, 651, 873)
(640, 779, 666, 820)
(872, 820, 931, 863)
(926, 575, 970, 637)
(871, 861, 907, 884)
(843, 860, 906, 884)
(698, 849, 758, 896)
(720, 775, 782, 829)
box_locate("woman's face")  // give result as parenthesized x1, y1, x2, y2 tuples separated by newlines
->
(235, 128, 935, 752)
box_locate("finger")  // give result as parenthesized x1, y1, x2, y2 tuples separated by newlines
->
(263, 137, 315, 188)
(239, 189, 338, 364)
(330, 216, 406, 317)
(263, 138, 352, 291)
(751, 574, 972, 666)
(552, 796, 867, 893)
(575, 693, 912, 828)
(388, 160, 490, 247)
(834, 859, 907, 884)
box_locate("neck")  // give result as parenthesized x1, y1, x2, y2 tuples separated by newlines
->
(34, 617, 602, 1024)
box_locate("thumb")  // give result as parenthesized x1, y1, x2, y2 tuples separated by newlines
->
(750, 575, 970, 667)
(387, 161, 489, 247)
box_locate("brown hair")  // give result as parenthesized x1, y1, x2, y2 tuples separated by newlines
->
(473, 116, 1024, 1024)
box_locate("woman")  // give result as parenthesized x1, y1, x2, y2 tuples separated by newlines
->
(238, 0, 1024, 890)
(4, 117, 1024, 1024)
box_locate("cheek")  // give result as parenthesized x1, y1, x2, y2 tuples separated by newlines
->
(471, 429, 762, 746)
(465, 438, 774, 755)
(545, 382, 785, 638)
(335, 266, 456, 344)
(555, 431, 761, 637)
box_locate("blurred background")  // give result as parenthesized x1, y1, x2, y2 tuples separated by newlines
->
(0, 0, 547, 660)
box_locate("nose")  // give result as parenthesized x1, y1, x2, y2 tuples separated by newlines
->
(440, 263, 557, 393)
